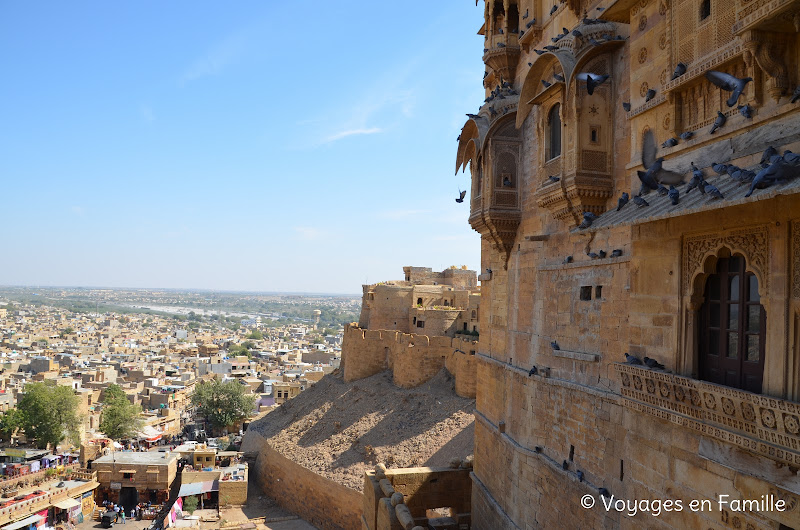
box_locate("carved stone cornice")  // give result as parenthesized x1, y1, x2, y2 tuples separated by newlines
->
(616, 364, 800, 466)
(682, 225, 770, 293)
(732, 0, 800, 33)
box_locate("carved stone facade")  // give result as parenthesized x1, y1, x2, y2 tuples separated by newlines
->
(452, 0, 800, 529)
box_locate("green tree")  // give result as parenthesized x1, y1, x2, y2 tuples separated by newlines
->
(99, 384, 144, 441)
(246, 330, 263, 340)
(190, 379, 256, 432)
(183, 495, 199, 514)
(0, 409, 22, 442)
(17, 382, 82, 450)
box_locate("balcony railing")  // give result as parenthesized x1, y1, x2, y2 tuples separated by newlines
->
(615, 364, 800, 466)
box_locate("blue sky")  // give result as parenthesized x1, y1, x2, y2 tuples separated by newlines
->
(0, 2, 484, 294)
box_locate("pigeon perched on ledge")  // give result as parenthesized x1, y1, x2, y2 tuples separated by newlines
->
(643, 356, 665, 370)
(624, 353, 643, 365)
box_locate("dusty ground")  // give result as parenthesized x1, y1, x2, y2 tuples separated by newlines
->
(246, 368, 475, 490)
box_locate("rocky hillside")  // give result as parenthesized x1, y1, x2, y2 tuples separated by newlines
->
(243, 368, 475, 490)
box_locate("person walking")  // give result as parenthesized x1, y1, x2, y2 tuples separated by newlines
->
(120, 510, 126, 524)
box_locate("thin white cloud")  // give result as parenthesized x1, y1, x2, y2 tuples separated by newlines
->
(179, 31, 249, 84)
(323, 127, 382, 144)
(140, 104, 155, 123)
(293, 226, 322, 240)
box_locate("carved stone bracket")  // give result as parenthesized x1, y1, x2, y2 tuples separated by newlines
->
(616, 364, 800, 466)
(682, 225, 770, 293)
(742, 30, 789, 102)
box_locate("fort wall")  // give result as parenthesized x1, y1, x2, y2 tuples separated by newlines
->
(244, 432, 362, 530)
(342, 324, 477, 398)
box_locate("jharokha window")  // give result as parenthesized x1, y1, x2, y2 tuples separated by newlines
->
(547, 104, 562, 161)
(699, 256, 766, 393)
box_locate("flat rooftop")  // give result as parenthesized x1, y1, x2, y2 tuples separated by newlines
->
(93, 452, 177, 465)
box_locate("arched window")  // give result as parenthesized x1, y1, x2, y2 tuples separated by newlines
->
(547, 104, 562, 160)
(699, 255, 766, 393)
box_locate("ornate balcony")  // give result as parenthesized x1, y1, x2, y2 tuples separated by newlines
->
(615, 363, 800, 466)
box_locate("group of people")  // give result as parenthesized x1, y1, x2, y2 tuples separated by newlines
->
(102, 500, 154, 523)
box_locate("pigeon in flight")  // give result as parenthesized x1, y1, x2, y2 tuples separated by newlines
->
(668, 185, 680, 205)
(633, 195, 649, 207)
(455, 189, 467, 203)
(792, 85, 800, 103)
(671, 62, 687, 80)
(576, 72, 609, 95)
(679, 131, 694, 140)
(645, 89, 656, 102)
(625, 353, 643, 365)
(640, 129, 684, 185)
(709, 111, 726, 134)
(616, 192, 629, 211)
(661, 137, 678, 148)
(551, 340, 560, 350)
(745, 156, 795, 197)
(705, 70, 752, 107)
(550, 4, 559, 15)
(622, 101, 631, 112)
(738, 104, 753, 119)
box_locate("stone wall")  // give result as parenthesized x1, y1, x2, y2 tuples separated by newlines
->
(342, 324, 477, 398)
(244, 431, 362, 530)
(363, 466, 472, 530)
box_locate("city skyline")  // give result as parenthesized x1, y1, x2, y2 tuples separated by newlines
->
(0, 1, 484, 293)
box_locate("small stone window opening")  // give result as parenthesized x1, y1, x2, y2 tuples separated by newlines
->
(590, 127, 599, 144)
(595, 286, 603, 299)
(123, 473, 133, 480)
(463, 322, 468, 331)
(580, 286, 592, 301)
(700, 0, 711, 21)
(417, 298, 423, 306)
(620, 459, 625, 481)
(473, 325, 478, 332)
(547, 104, 562, 160)
(413, 317, 417, 325)
(569, 445, 575, 461)
(417, 320, 425, 328)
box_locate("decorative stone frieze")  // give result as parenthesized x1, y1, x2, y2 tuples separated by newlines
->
(616, 363, 800, 466)
(682, 225, 770, 293)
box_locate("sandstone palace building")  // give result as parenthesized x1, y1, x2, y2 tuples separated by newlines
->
(454, 0, 800, 528)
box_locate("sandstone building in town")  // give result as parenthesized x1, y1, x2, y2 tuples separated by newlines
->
(449, 0, 800, 528)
